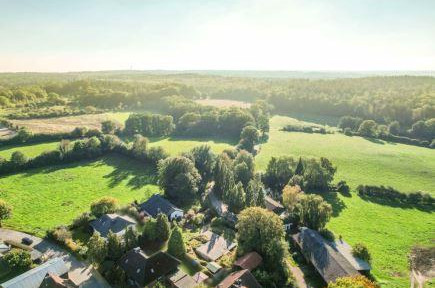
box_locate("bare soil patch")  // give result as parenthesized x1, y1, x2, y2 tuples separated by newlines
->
(10, 113, 121, 134)
(195, 99, 251, 108)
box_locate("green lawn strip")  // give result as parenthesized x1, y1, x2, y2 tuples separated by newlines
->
(255, 115, 435, 288)
(0, 141, 60, 159)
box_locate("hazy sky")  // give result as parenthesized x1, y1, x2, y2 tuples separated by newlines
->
(1, 0, 434, 72)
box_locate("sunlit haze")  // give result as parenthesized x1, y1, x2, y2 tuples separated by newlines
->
(1, 0, 435, 72)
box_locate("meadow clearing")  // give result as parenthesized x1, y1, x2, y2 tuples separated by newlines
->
(9, 112, 131, 134)
(255, 115, 435, 288)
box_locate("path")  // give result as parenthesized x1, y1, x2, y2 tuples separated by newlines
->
(289, 262, 310, 288)
(0, 228, 111, 288)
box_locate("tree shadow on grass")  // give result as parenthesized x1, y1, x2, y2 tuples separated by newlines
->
(318, 192, 347, 217)
(358, 194, 434, 213)
(101, 155, 157, 190)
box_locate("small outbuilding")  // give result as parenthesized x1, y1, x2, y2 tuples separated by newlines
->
(264, 195, 285, 214)
(139, 194, 183, 221)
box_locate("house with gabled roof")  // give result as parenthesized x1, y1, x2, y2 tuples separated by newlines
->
(139, 194, 183, 221)
(0, 257, 71, 288)
(89, 213, 136, 238)
(217, 269, 262, 288)
(118, 248, 180, 288)
(195, 231, 237, 262)
(292, 227, 371, 284)
(234, 251, 263, 271)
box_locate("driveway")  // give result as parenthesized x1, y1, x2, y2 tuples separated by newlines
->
(0, 228, 111, 288)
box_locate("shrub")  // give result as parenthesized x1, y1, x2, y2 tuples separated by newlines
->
(328, 275, 379, 288)
(352, 243, 372, 263)
(167, 225, 186, 258)
(50, 226, 72, 243)
(0, 200, 12, 226)
(90, 197, 119, 217)
(357, 185, 434, 206)
(3, 249, 32, 270)
(71, 212, 91, 229)
(343, 127, 352, 136)
(336, 180, 350, 195)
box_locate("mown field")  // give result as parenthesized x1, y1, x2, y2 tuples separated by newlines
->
(256, 116, 435, 288)
(0, 154, 159, 236)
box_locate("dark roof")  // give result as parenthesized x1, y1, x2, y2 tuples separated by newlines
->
(138, 194, 182, 218)
(217, 269, 262, 288)
(89, 214, 136, 238)
(292, 227, 359, 283)
(118, 248, 180, 287)
(1, 257, 69, 288)
(234, 252, 263, 271)
(264, 196, 284, 212)
(39, 273, 77, 288)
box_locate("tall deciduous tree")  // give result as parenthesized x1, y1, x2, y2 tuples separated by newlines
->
(295, 194, 332, 231)
(213, 153, 234, 198)
(263, 156, 295, 193)
(184, 145, 216, 191)
(282, 185, 303, 213)
(107, 230, 124, 261)
(158, 156, 201, 205)
(123, 226, 139, 251)
(167, 225, 185, 258)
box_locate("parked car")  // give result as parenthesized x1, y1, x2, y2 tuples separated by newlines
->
(21, 237, 33, 245)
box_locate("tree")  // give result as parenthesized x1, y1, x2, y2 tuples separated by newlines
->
(352, 243, 372, 263)
(263, 156, 295, 193)
(338, 116, 363, 132)
(213, 153, 234, 198)
(358, 120, 377, 137)
(146, 146, 169, 165)
(295, 157, 304, 175)
(123, 226, 139, 251)
(295, 194, 332, 231)
(226, 182, 246, 214)
(131, 134, 149, 159)
(328, 275, 379, 288)
(245, 174, 265, 207)
(107, 230, 124, 261)
(155, 213, 170, 241)
(87, 232, 108, 266)
(303, 158, 335, 191)
(10, 151, 27, 166)
(16, 127, 32, 142)
(0, 200, 12, 227)
(388, 120, 400, 135)
(158, 156, 201, 205)
(282, 185, 302, 213)
(237, 207, 288, 283)
(3, 249, 31, 270)
(233, 150, 255, 187)
(238, 125, 260, 152)
(167, 225, 185, 258)
(101, 120, 119, 134)
(336, 180, 350, 195)
(184, 145, 216, 191)
(90, 197, 118, 217)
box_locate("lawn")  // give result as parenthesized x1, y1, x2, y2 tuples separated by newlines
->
(0, 141, 60, 159)
(149, 136, 234, 156)
(0, 154, 159, 236)
(255, 115, 435, 288)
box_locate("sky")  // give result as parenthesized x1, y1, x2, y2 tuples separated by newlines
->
(0, 0, 435, 72)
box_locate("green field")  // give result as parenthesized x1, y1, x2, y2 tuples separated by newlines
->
(0, 154, 159, 236)
(256, 116, 435, 288)
(149, 137, 234, 156)
(0, 141, 60, 159)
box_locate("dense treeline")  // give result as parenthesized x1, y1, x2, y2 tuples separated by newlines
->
(357, 185, 434, 207)
(1, 73, 433, 134)
(339, 116, 435, 147)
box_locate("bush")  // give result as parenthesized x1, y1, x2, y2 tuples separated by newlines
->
(357, 185, 434, 206)
(71, 212, 91, 229)
(50, 226, 72, 243)
(352, 243, 371, 263)
(343, 127, 352, 136)
(3, 249, 32, 270)
(328, 275, 379, 288)
(336, 180, 350, 195)
(90, 197, 119, 217)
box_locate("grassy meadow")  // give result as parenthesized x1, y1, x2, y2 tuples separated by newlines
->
(0, 154, 159, 236)
(256, 115, 435, 288)
(0, 141, 60, 159)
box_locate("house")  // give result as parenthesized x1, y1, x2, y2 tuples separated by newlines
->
(39, 273, 78, 288)
(139, 194, 183, 221)
(168, 269, 208, 288)
(207, 191, 237, 226)
(234, 252, 262, 271)
(89, 213, 136, 238)
(0, 257, 70, 288)
(118, 248, 180, 287)
(264, 195, 285, 214)
(195, 231, 237, 262)
(217, 269, 262, 288)
(292, 227, 370, 284)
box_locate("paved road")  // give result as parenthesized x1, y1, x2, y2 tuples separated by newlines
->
(0, 228, 111, 288)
